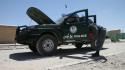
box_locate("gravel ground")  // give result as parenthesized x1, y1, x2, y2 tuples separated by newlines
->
(53, 52, 125, 70)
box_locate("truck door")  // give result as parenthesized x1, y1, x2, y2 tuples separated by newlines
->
(61, 17, 88, 42)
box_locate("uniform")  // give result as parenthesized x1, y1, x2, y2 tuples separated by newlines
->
(92, 26, 106, 57)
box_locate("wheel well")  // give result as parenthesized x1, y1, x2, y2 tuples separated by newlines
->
(41, 32, 55, 37)
(38, 32, 58, 43)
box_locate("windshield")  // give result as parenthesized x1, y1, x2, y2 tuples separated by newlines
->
(55, 16, 67, 24)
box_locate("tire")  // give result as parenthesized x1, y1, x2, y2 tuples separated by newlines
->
(36, 34, 57, 56)
(29, 45, 38, 53)
(75, 43, 83, 49)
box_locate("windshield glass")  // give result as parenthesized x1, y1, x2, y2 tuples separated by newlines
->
(55, 16, 67, 24)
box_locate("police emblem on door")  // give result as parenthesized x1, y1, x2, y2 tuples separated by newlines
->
(70, 26, 77, 34)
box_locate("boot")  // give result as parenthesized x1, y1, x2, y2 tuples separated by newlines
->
(92, 50, 100, 57)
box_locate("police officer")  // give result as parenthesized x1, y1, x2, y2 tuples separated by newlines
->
(92, 26, 106, 57)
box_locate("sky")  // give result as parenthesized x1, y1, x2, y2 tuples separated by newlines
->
(0, 0, 125, 31)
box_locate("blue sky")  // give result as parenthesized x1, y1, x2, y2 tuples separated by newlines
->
(0, 0, 125, 31)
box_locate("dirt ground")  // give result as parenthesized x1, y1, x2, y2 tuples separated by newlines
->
(53, 52, 125, 70)
(0, 39, 125, 70)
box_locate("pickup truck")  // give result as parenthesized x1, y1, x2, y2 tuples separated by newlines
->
(15, 7, 106, 55)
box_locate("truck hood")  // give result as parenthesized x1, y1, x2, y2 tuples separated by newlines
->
(27, 7, 56, 25)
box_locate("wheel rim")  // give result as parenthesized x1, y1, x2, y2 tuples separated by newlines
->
(42, 39, 54, 52)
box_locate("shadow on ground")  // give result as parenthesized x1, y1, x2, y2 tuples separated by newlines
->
(9, 47, 108, 61)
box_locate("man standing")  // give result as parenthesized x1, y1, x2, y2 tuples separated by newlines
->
(92, 26, 106, 57)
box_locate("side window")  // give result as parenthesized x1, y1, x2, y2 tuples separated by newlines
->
(66, 14, 79, 24)
(79, 17, 93, 25)
(76, 12, 86, 24)
(79, 17, 85, 22)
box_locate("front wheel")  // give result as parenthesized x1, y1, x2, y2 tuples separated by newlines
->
(36, 35, 57, 56)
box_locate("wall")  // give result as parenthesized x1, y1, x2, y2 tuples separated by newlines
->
(0, 25, 16, 44)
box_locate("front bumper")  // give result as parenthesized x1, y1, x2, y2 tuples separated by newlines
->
(15, 26, 30, 44)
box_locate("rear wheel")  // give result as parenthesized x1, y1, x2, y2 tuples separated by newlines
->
(75, 43, 83, 49)
(36, 34, 57, 56)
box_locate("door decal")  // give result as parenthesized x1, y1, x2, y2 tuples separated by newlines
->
(70, 26, 77, 34)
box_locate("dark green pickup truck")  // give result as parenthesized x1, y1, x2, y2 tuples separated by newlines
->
(15, 7, 106, 55)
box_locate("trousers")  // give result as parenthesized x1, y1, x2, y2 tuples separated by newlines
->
(96, 26, 106, 51)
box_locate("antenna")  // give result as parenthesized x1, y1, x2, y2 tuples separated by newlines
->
(64, 0, 68, 13)
(65, 0, 68, 9)
(65, 3, 67, 9)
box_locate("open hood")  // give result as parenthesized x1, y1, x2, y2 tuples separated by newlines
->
(27, 7, 56, 25)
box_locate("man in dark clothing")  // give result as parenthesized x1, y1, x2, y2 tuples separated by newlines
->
(92, 26, 106, 57)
